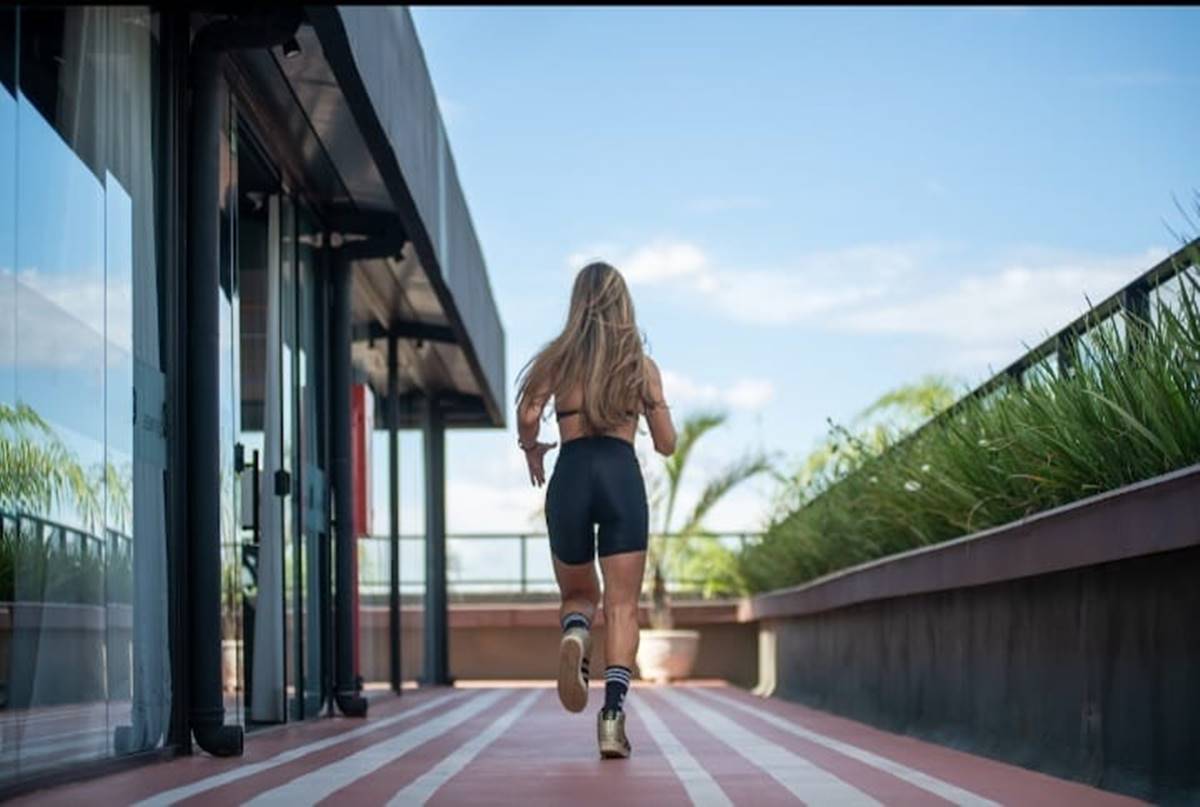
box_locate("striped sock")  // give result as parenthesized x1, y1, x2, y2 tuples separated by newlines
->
(561, 612, 590, 633)
(604, 665, 632, 713)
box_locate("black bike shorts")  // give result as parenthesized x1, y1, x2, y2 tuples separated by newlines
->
(545, 435, 649, 566)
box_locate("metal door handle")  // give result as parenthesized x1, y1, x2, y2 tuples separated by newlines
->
(274, 469, 291, 497)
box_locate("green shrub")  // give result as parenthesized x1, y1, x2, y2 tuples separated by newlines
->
(740, 254, 1200, 593)
(0, 523, 131, 605)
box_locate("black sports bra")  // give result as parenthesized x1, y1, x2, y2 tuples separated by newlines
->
(555, 399, 666, 421)
(555, 408, 636, 421)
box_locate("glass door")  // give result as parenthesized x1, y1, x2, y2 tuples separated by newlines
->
(296, 204, 327, 718)
(231, 114, 326, 727)
(236, 125, 286, 727)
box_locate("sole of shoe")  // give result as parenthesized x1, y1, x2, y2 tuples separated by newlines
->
(599, 744, 631, 760)
(557, 632, 588, 713)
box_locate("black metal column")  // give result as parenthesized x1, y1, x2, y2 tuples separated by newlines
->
(387, 332, 402, 693)
(422, 395, 450, 685)
(1122, 281, 1152, 348)
(184, 9, 301, 757)
(330, 256, 368, 717)
(184, 38, 243, 760)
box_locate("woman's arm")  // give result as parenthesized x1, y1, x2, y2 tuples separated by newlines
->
(643, 358, 676, 456)
(516, 385, 556, 486)
(517, 386, 547, 449)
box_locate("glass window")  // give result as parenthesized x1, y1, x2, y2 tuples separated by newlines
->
(0, 6, 168, 780)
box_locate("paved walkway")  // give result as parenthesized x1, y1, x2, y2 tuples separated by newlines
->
(12, 682, 1140, 806)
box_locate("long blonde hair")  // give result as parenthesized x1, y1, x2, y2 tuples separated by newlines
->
(516, 262, 649, 433)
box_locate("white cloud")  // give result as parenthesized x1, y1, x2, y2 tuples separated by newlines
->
(583, 239, 927, 325)
(835, 247, 1167, 370)
(725, 378, 776, 411)
(704, 268, 888, 324)
(618, 241, 713, 286)
(570, 238, 1168, 369)
(7, 268, 133, 369)
(660, 369, 775, 412)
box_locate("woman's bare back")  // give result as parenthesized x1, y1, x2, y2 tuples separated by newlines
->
(550, 358, 674, 452)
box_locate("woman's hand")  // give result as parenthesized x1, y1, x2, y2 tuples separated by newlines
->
(523, 441, 557, 487)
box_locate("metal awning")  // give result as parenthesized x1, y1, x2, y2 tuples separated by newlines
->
(231, 7, 507, 428)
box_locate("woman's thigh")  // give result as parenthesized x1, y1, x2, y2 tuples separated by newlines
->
(599, 550, 646, 606)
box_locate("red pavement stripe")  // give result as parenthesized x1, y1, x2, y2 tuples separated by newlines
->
(426, 686, 693, 807)
(143, 691, 464, 807)
(658, 687, 882, 805)
(313, 690, 522, 805)
(700, 686, 1144, 807)
(636, 689, 794, 806)
(174, 693, 473, 807)
(387, 690, 543, 805)
(243, 689, 510, 806)
(677, 687, 957, 807)
(5, 691, 456, 807)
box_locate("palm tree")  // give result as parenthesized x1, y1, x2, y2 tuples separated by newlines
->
(767, 374, 960, 521)
(0, 402, 113, 605)
(0, 402, 101, 524)
(644, 411, 772, 627)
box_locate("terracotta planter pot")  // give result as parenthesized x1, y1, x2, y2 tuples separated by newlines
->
(635, 628, 700, 683)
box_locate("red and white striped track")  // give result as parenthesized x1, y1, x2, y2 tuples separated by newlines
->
(11, 684, 1143, 806)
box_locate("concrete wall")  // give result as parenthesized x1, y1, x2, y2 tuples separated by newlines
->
(359, 601, 758, 688)
(0, 603, 132, 707)
(752, 465, 1200, 804)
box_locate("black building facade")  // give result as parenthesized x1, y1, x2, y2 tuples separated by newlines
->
(0, 6, 504, 794)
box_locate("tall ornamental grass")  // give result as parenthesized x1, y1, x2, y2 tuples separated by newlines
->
(739, 258, 1200, 593)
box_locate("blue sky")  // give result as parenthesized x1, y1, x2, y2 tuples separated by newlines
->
(382, 6, 1200, 537)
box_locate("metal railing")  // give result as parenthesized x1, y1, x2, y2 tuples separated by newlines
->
(0, 510, 132, 556)
(0, 509, 134, 603)
(790, 238, 1200, 513)
(356, 532, 763, 600)
(942, 238, 1199, 420)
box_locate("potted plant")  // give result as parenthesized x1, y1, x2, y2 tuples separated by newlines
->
(636, 411, 771, 683)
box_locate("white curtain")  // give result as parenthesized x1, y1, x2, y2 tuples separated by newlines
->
(110, 7, 171, 752)
(58, 6, 170, 750)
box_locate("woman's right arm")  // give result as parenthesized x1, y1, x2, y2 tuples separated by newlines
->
(517, 383, 556, 487)
(643, 358, 676, 456)
(516, 385, 547, 449)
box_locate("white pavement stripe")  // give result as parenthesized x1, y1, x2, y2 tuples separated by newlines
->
(693, 688, 1000, 807)
(132, 692, 460, 807)
(636, 695, 733, 807)
(387, 690, 541, 807)
(660, 688, 881, 807)
(245, 689, 509, 807)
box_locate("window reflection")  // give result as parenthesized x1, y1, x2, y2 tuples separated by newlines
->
(0, 6, 167, 780)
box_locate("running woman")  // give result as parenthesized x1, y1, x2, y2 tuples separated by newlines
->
(515, 261, 676, 759)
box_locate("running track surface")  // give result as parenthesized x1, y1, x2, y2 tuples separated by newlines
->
(11, 682, 1142, 806)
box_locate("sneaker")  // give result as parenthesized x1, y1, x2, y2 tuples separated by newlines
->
(597, 709, 631, 759)
(557, 626, 591, 713)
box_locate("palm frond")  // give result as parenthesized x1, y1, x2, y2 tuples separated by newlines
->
(661, 410, 726, 533)
(676, 451, 772, 539)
